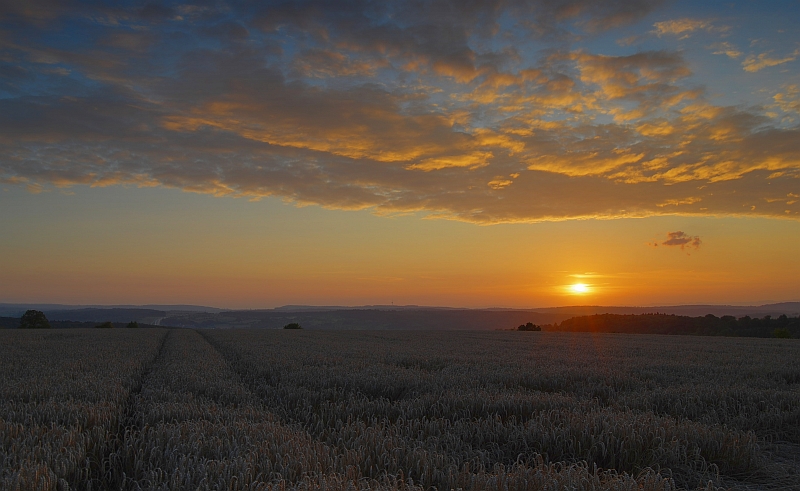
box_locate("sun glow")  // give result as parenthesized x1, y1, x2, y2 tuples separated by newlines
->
(570, 283, 590, 294)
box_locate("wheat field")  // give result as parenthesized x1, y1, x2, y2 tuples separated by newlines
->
(1, 328, 798, 490)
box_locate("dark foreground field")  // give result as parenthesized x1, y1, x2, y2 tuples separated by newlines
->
(1, 329, 799, 490)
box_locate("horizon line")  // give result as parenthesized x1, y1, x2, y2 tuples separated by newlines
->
(2, 301, 800, 312)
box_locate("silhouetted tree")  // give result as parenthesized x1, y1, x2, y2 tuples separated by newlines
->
(95, 321, 114, 328)
(283, 322, 302, 329)
(518, 322, 541, 331)
(773, 328, 792, 339)
(19, 310, 50, 329)
(127, 321, 139, 328)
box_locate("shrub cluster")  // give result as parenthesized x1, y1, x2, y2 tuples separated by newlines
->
(19, 309, 51, 329)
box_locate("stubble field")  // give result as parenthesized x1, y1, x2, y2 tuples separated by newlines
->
(1, 328, 799, 490)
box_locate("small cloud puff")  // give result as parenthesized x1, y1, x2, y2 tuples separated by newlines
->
(710, 42, 742, 59)
(658, 231, 702, 250)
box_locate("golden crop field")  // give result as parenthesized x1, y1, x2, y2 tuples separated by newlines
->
(1, 329, 798, 490)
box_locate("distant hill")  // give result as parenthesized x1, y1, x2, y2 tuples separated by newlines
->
(0, 303, 222, 318)
(46, 308, 168, 323)
(0, 316, 162, 329)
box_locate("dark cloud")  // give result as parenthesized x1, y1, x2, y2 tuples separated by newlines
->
(137, 3, 176, 22)
(527, 0, 667, 33)
(248, 0, 665, 81)
(0, 0, 72, 23)
(292, 48, 386, 78)
(201, 21, 250, 43)
(659, 231, 701, 250)
(100, 31, 159, 53)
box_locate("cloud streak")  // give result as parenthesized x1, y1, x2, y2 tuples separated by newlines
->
(0, 1, 799, 224)
(742, 50, 799, 72)
(652, 18, 711, 39)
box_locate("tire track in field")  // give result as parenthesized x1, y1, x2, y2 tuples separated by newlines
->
(195, 329, 446, 485)
(81, 328, 172, 491)
(116, 329, 359, 488)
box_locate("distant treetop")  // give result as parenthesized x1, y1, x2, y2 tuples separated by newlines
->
(283, 322, 302, 329)
(19, 310, 51, 329)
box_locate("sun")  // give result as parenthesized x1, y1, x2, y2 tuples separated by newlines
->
(570, 283, 590, 294)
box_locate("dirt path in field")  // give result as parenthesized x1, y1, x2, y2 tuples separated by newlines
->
(127, 329, 172, 398)
(81, 329, 172, 491)
(104, 328, 354, 489)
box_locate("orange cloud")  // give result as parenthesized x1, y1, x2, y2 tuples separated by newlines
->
(652, 18, 712, 39)
(293, 49, 388, 78)
(656, 197, 702, 208)
(636, 120, 675, 137)
(773, 85, 800, 114)
(486, 173, 520, 190)
(407, 152, 493, 171)
(570, 50, 694, 121)
(742, 51, 799, 72)
(527, 150, 645, 177)
(710, 42, 742, 59)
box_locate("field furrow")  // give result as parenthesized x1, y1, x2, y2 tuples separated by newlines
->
(115, 328, 409, 490)
(0, 328, 167, 491)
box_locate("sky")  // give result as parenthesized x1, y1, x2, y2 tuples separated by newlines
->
(1, 0, 799, 309)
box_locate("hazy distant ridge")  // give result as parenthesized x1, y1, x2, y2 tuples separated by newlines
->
(160, 302, 800, 330)
(0, 303, 223, 318)
(1, 302, 798, 329)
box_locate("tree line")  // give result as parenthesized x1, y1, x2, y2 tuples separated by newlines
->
(16, 310, 141, 329)
(549, 313, 799, 338)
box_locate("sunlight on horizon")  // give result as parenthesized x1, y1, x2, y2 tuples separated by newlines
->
(569, 283, 591, 295)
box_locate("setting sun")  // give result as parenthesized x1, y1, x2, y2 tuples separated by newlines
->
(570, 283, 590, 294)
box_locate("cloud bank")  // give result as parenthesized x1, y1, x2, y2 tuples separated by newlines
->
(1, 1, 799, 223)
